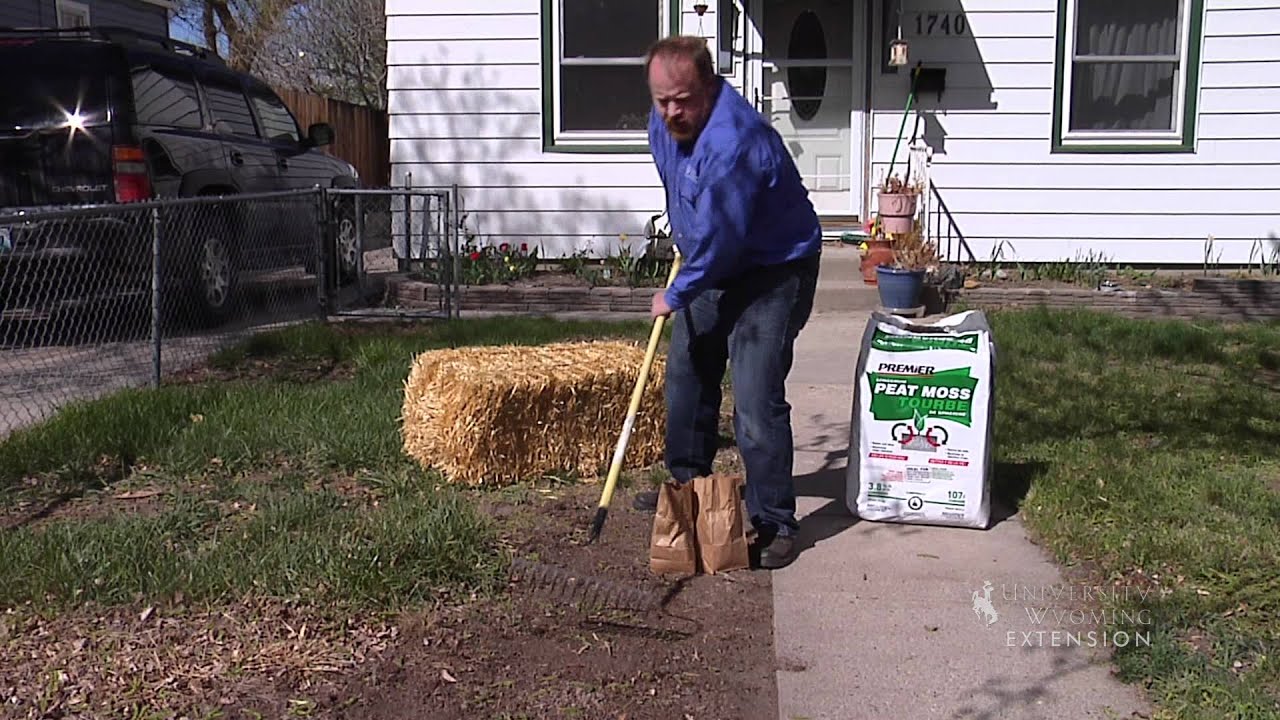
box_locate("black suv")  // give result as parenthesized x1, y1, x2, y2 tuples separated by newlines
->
(0, 26, 361, 327)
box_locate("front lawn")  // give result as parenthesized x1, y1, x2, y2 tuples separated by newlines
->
(0, 317, 664, 717)
(3, 307, 1278, 718)
(991, 308, 1280, 719)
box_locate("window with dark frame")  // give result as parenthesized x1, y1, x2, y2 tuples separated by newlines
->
(553, 0, 665, 141)
(1056, 0, 1202, 150)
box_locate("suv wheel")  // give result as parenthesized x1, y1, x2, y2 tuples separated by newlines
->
(334, 209, 359, 284)
(180, 214, 239, 328)
(199, 234, 234, 314)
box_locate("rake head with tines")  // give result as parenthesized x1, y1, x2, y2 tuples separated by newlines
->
(507, 557, 664, 613)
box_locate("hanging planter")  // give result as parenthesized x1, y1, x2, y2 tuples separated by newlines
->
(875, 174, 921, 235)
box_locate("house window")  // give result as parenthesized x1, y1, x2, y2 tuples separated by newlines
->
(1053, 0, 1204, 152)
(542, 0, 679, 152)
(56, 0, 91, 28)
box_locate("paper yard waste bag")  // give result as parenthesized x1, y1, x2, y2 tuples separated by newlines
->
(692, 474, 749, 574)
(650, 480, 699, 575)
(846, 310, 996, 529)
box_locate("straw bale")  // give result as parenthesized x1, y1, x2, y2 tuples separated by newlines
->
(401, 340, 667, 486)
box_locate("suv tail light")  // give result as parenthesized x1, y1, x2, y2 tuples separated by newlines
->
(112, 145, 151, 203)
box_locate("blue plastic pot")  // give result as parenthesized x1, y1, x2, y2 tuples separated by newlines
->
(875, 265, 926, 308)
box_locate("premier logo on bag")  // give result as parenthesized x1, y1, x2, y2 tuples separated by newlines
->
(846, 311, 997, 529)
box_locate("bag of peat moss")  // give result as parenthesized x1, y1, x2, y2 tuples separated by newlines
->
(845, 310, 996, 529)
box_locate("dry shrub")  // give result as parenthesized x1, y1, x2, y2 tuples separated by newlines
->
(891, 226, 940, 271)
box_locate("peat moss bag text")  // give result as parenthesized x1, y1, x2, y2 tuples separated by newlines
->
(845, 310, 996, 529)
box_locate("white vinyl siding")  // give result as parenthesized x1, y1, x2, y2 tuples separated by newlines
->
(871, 0, 1280, 265)
(385, 0, 686, 258)
(386, 0, 1278, 265)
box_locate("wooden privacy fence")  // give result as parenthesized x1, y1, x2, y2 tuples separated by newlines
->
(275, 87, 390, 187)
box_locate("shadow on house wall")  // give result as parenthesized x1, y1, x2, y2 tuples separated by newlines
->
(872, 0, 997, 163)
(388, 49, 652, 261)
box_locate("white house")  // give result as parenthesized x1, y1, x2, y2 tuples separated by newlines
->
(384, 0, 1280, 266)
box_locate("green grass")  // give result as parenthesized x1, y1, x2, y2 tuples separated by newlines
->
(0, 317, 654, 485)
(0, 471, 502, 611)
(0, 317, 653, 613)
(992, 307, 1280, 719)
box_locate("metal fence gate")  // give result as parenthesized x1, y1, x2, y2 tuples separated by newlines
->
(323, 185, 461, 320)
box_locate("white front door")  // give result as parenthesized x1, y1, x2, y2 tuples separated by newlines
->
(755, 0, 857, 216)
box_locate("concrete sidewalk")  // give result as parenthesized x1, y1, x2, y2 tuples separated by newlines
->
(772, 250, 1151, 719)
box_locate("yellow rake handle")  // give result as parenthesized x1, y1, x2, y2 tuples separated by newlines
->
(587, 249, 682, 543)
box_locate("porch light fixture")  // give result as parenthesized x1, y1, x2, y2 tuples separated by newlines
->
(890, 37, 911, 66)
(889, 38, 908, 67)
(888, 0, 908, 68)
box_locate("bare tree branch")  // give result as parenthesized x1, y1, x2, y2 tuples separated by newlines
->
(173, 0, 386, 109)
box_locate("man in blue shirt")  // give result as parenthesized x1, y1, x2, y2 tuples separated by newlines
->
(635, 36, 823, 570)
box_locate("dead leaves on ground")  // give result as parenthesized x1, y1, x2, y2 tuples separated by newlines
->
(1, 597, 397, 718)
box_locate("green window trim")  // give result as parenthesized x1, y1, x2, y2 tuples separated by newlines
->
(541, 0, 682, 154)
(1051, 0, 1205, 154)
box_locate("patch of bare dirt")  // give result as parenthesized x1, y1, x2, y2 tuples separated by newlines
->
(167, 355, 356, 385)
(3, 469, 777, 720)
(310, 481, 778, 720)
(0, 455, 137, 531)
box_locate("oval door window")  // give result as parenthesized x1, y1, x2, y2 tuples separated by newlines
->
(787, 10, 827, 121)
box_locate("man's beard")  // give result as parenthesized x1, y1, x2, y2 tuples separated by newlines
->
(666, 118, 696, 142)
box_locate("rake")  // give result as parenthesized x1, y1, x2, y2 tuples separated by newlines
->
(586, 249, 682, 544)
(507, 557, 665, 612)
(507, 249, 682, 610)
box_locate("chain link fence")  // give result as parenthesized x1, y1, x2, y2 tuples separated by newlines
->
(0, 186, 457, 438)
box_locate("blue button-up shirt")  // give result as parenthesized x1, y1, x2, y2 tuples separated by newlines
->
(649, 77, 823, 312)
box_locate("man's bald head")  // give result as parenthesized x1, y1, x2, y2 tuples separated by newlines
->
(645, 36, 718, 144)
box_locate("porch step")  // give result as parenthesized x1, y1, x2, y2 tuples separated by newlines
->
(814, 243, 879, 313)
(818, 214, 866, 243)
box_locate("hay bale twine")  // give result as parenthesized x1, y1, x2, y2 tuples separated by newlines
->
(401, 340, 667, 486)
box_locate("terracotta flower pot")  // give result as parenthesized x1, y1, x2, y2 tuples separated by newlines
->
(877, 191, 918, 234)
(860, 239, 895, 285)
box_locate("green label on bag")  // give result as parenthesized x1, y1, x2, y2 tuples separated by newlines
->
(871, 329, 981, 354)
(867, 367, 978, 426)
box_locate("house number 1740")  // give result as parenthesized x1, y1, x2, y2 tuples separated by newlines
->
(913, 11, 967, 36)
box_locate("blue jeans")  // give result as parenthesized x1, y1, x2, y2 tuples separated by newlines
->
(664, 252, 820, 539)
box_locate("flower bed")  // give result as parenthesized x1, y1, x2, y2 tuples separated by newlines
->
(410, 242, 676, 290)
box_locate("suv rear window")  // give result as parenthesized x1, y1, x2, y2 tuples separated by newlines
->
(131, 66, 203, 129)
(0, 42, 119, 132)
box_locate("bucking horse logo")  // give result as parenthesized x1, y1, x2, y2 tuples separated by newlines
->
(972, 580, 999, 626)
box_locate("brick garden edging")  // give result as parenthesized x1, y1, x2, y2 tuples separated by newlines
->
(954, 277, 1280, 323)
(387, 276, 1280, 323)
